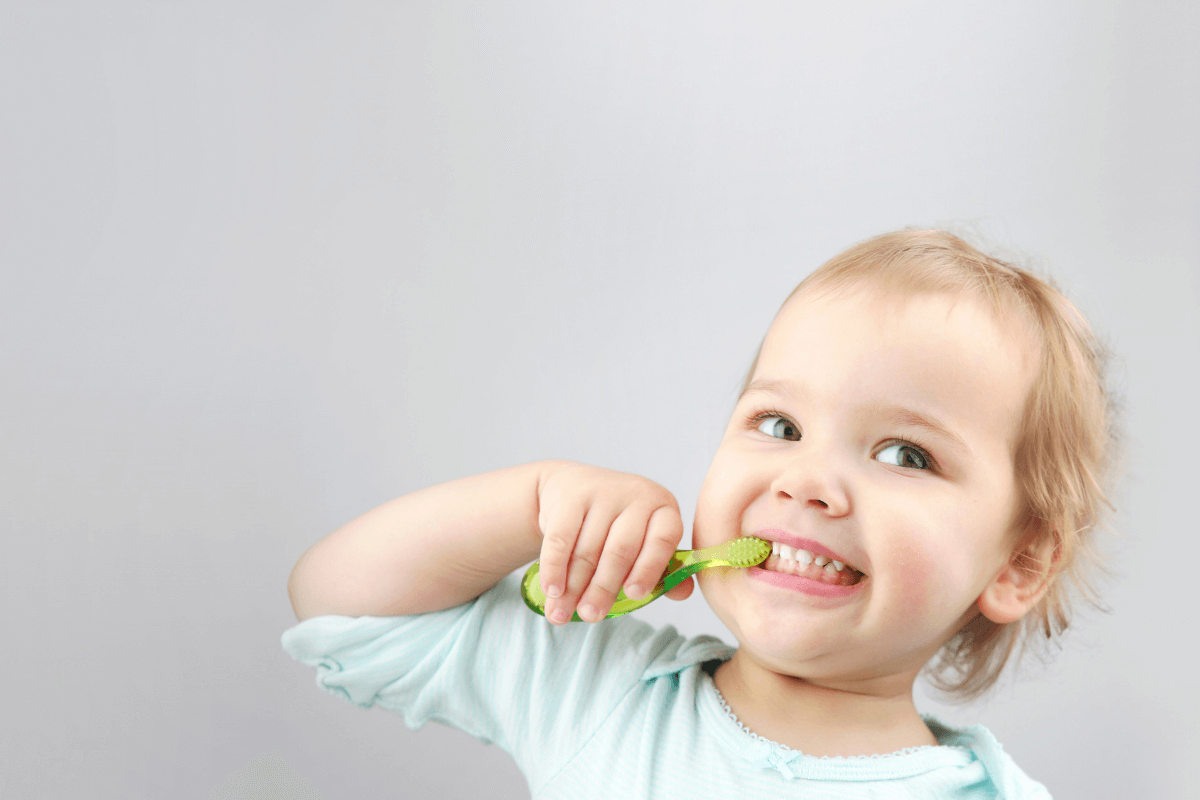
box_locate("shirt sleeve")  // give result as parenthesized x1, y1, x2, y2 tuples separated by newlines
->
(280, 571, 714, 789)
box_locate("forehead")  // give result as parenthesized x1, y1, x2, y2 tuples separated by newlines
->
(751, 287, 1037, 450)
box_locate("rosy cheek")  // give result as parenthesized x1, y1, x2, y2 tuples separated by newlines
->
(879, 538, 941, 620)
(693, 464, 745, 546)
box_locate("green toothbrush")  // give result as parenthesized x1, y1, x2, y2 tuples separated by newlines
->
(521, 536, 771, 621)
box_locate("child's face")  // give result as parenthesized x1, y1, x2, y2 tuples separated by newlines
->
(693, 285, 1037, 692)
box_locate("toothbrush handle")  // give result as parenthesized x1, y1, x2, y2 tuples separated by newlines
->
(660, 558, 710, 594)
(520, 548, 698, 621)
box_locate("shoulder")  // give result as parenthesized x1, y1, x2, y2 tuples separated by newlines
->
(474, 572, 736, 682)
(281, 571, 735, 703)
(924, 716, 1054, 799)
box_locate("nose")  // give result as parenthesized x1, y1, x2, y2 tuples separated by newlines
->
(769, 442, 851, 516)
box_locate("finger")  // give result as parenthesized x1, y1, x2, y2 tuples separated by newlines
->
(549, 503, 615, 624)
(576, 508, 651, 622)
(538, 493, 586, 611)
(622, 505, 684, 601)
(665, 575, 694, 601)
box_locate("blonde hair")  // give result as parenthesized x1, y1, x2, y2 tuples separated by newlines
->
(741, 229, 1120, 702)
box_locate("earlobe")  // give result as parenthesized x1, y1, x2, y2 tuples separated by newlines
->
(977, 538, 1057, 625)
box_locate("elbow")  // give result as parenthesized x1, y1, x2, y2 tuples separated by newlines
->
(287, 556, 314, 622)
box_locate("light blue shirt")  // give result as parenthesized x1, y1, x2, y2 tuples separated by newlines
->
(282, 573, 1052, 798)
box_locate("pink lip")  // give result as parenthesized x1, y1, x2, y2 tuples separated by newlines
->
(752, 528, 862, 573)
(747, 567, 868, 598)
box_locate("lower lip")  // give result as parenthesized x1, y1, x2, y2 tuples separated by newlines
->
(747, 566, 867, 598)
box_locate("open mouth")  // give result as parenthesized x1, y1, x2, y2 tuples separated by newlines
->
(760, 543, 865, 587)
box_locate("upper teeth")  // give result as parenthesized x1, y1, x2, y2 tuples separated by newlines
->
(771, 542, 849, 572)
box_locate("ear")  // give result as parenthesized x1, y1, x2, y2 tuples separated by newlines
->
(976, 536, 1057, 625)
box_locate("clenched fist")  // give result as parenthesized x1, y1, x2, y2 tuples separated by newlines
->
(536, 463, 694, 624)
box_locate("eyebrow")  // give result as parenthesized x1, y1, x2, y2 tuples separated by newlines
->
(740, 379, 973, 457)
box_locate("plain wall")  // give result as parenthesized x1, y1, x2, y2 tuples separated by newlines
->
(2, 2, 1197, 797)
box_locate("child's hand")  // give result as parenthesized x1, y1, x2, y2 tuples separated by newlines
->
(536, 463, 693, 624)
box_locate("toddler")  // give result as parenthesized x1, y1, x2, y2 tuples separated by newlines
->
(283, 229, 1116, 798)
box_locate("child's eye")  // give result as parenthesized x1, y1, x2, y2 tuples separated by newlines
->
(752, 413, 801, 441)
(876, 442, 933, 470)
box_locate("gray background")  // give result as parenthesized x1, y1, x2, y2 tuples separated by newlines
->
(2, 2, 1197, 798)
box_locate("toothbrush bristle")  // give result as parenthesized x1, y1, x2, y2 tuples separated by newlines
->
(728, 536, 770, 567)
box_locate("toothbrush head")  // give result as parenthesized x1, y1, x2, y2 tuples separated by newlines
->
(724, 536, 771, 568)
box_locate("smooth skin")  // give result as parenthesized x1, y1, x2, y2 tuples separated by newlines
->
(287, 460, 694, 623)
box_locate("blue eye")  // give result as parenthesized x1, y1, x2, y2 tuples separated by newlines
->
(876, 443, 930, 470)
(756, 415, 800, 441)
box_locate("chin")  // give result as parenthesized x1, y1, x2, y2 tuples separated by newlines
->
(704, 583, 832, 664)
(745, 624, 841, 667)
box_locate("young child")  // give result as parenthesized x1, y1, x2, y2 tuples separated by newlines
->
(282, 229, 1116, 798)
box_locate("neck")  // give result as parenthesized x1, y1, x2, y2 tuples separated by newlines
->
(712, 650, 938, 758)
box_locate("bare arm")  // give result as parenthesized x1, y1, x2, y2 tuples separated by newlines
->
(286, 459, 693, 624)
(287, 460, 569, 621)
